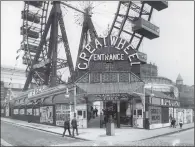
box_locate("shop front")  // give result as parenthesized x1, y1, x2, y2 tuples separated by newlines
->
(145, 89, 181, 129)
(75, 71, 146, 129)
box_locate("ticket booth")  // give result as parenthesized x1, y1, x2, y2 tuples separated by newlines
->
(76, 104, 87, 128)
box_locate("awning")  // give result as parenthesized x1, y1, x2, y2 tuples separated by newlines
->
(76, 82, 144, 95)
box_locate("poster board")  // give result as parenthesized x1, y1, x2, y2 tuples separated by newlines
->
(5, 106, 9, 116)
(14, 109, 19, 114)
(19, 109, 25, 115)
(55, 104, 70, 126)
(1, 109, 4, 114)
(27, 109, 32, 115)
(40, 106, 53, 124)
(149, 106, 161, 124)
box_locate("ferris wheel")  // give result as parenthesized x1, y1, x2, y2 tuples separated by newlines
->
(20, 1, 168, 91)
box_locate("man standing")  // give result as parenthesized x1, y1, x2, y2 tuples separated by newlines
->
(71, 116, 78, 137)
(95, 107, 98, 117)
(62, 117, 71, 137)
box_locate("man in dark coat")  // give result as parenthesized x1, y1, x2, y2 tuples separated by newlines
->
(71, 116, 78, 137)
(62, 117, 71, 137)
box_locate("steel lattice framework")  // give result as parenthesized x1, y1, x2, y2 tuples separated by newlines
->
(20, 1, 168, 91)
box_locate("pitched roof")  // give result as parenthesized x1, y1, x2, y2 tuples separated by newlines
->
(176, 74, 183, 81)
(145, 89, 174, 100)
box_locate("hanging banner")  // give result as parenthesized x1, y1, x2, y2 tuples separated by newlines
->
(40, 106, 53, 124)
(56, 104, 70, 126)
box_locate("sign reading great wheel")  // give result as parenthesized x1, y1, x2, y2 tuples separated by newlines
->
(77, 35, 147, 70)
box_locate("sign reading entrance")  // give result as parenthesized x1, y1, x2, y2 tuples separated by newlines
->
(77, 35, 147, 70)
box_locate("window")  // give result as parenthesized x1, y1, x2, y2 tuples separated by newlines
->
(137, 109, 142, 116)
(119, 73, 129, 82)
(78, 111, 82, 116)
(90, 73, 100, 83)
(83, 111, 86, 118)
(152, 97, 161, 105)
(102, 73, 117, 83)
(134, 110, 136, 115)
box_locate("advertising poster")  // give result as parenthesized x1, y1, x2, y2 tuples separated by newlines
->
(186, 109, 192, 123)
(149, 106, 161, 124)
(27, 109, 32, 115)
(20, 109, 25, 115)
(1, 109, 4, 114)
(169, 107, 173, 122)
(56, 104, 70, 126)
(5, 106, 9, 116)
(14, 109, 19, 114)
(40, 106, 53, 124)
(33, 108, 40, 116)
(177, 108, 184, 123)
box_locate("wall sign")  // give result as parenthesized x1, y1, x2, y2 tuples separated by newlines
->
(77, 35, 147, 70)
(149, 106, 161, 124)
(28, 85, 47, 98)
(94, 93, 128, 101)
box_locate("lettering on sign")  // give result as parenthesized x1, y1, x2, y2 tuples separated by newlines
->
(149, 106, 161, 124)
(28, 85, 48, 98)
(94, 93, 128, 101)
(77, 36, 147, 70)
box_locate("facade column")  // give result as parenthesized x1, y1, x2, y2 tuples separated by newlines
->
(144, 96, 150, 129)
(117, 100, 120, 128)
(73, 85, 77, 117)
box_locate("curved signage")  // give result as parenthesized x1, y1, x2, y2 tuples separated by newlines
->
(77, 35, 147, 70)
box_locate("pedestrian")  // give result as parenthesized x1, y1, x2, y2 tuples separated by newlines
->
(71, 116, 78, 137)
(62, 117, 71, 137)
(95, 108, 98, 117)
(104, 115, 108, 127)
(173, 118, 176, 128)
(170, 118, 174, 128)
(27, 112, 31, 123)
(93, 109, 96, 118)
(100, 112, 104, 128)
(179, 119, 183, 129)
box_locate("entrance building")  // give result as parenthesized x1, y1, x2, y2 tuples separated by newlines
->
(74, 35, 148, 128)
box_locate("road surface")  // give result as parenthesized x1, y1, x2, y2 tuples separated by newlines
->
(1, 121, 82, 146)
(117, 128, 194, 146)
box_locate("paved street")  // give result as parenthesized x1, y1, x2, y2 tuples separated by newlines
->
(115, 128, 194, 146)
(1, 121, 82, 146)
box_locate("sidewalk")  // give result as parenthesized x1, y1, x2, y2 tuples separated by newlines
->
(1, 117, 194, 146)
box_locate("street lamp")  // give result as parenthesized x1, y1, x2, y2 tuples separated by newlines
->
(64, 86, 77, 117)
(64, 88, 69, 98)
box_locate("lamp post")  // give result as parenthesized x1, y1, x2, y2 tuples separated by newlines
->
(65, 85, 77, 118)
